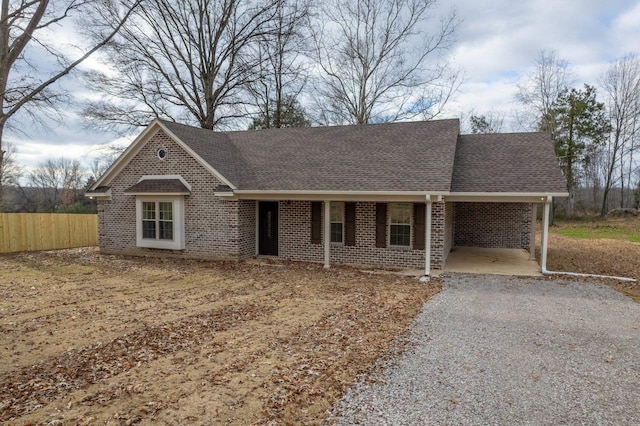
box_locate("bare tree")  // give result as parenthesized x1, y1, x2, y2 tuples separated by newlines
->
(0, 0, 140, 193)
(0, 141, 20, 185)
(599, 53, 640, 215)
(309, 0, 460, 125)
(84, 0, 281, 132)
(28, 157, 85, 212)
(515, 50, 576, 131)
(249, 0, 310, 128)
(86, 143, 126, 187)
(0, 141, 21, 210)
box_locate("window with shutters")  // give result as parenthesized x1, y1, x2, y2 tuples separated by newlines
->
(389, 203, 412, 247)
(330, 202, 344, 243)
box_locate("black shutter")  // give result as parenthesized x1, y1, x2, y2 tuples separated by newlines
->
(414, 203, 425, 250)
(311, 202, 322, 244)
(345, 202, 356, 246)
(375, 203, 387, 248)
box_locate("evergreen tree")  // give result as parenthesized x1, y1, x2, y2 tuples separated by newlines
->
(540, 85, 610, 217)
(249, 96, 311, 130)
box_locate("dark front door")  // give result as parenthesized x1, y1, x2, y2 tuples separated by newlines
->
(258, 202, 279, 256)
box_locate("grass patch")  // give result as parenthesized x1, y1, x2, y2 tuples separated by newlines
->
(552, 216, 640, 243)
(555, 226, 640, 242)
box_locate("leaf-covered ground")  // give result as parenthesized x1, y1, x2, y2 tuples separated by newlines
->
(0, 249, 439, 424)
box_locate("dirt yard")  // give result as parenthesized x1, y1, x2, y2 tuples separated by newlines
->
(0, 249, 438, 425)
(546, 218, 640, 302)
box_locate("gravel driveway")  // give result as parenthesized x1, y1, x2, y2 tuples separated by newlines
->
(329, 275, 640, 425)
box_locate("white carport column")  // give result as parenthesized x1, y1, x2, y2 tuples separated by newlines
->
(424, 195, 432, 277)
(540, 197, 552, 272)
(529, 203, 537, 261)
(323, 200, 331, 268)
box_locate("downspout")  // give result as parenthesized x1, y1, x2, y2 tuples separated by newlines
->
(420, 195, 432, 282)
(540, 196, 551, 272)
(539, 196, 636, 282)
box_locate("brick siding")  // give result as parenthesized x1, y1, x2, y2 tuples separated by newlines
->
(98, 129, 242, 260)
(453, 202, 532, 249)
(277, 201, 445, 270)
(443, 202, 454, 262)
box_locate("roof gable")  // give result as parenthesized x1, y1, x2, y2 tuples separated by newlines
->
(90, 120, 236, 191)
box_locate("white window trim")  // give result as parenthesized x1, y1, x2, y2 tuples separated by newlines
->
(136, 195, 185, 250)
(330, 201, 344, 244)
(388, 203, 412, 248)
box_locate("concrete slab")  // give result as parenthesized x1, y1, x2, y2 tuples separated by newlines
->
(443, 246, 541, 276)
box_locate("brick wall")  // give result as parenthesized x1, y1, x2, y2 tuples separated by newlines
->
(98, 129, 242, 260)
(453, 202, 532, 249)
(239, 200, 257, 258)
(443, 202, 454, 262)
(278, 201, 445, 270)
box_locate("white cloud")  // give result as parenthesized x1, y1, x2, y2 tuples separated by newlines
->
(5, 0, 640, 167)
(432, 0, 638, 130)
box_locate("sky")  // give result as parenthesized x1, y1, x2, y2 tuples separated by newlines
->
(7, 0, 640, 174)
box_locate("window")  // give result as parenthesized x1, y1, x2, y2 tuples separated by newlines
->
(136, 197, 184, 250)
(142, 201, 174, 240)
(157, 148, 167, 160)
(389, 203, 411, 247)
(330, 202, 344, 243)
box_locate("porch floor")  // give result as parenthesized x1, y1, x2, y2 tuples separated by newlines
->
(443, 246, 541, 276)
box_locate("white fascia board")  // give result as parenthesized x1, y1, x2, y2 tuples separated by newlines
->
(446, 192, 568, 202)
(156, 121, 237, 190)
(87, 188, 112, 199)
(233, 190, 449, 202)
(125, 191, 191, 196)
(214, 192, 236, 198)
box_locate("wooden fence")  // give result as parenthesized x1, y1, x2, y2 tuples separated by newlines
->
(0, 213, 98, 253)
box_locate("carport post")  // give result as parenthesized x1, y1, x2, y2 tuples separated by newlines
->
(540, 197, 551, 272)
(424, 195, 432, 277)
(323, 200, 331, 268)
(529, 203, 537, 261)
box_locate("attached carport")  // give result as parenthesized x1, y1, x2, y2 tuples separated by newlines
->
(445, 131, 569, 274)
(442, 194, 554, 275)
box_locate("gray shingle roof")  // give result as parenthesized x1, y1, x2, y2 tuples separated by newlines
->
(124, 179, 191, 194)
(161, 119, 460, 192)
(157, 120, 567, 194)
(451, 133, 567, 193)
(86, 185, 110, 194)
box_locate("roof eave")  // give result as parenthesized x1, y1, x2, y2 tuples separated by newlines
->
(233, 189, 449, 202)
(446, 192, 569, 202)
(125, 191, 192, 196)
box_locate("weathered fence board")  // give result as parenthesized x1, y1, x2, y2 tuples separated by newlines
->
(0, 213, 98, 253)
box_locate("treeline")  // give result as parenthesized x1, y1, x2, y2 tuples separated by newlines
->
(469, 51, 640, 218)
(0, 2, 637, 218)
